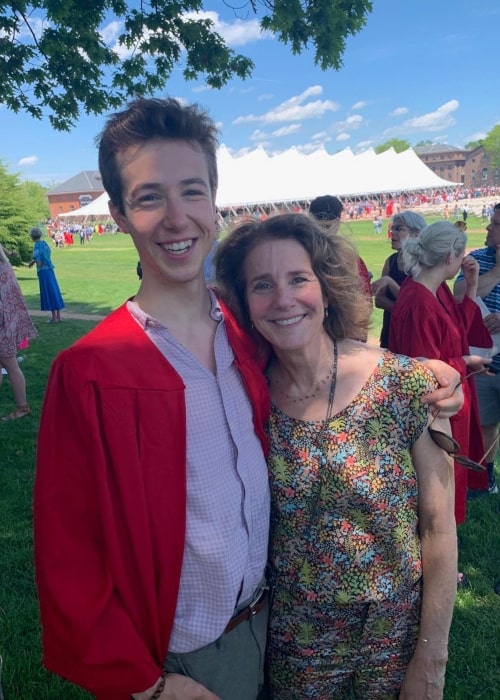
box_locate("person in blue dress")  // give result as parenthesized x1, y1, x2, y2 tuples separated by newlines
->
(29, 227, 65, 323)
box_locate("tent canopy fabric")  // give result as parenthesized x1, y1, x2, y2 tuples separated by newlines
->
(57, 147, 458, 220)
(58, 191, 110, 220)
(216, 146, 459, 208)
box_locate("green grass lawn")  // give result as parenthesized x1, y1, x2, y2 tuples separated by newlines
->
(1, 216, 499, 698)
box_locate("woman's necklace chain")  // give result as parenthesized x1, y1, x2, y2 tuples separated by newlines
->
(319, 337, 338, 445)
(272, 343, 336, 403)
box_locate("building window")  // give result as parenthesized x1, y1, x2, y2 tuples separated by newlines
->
(471, 170, 476, 181)
(482, 168, 488, 180)
(495, 169, 499, 180)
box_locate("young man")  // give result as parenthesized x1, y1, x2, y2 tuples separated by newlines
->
(34, 98, 271, 700)
(454, 202, 500, 494)
(34, 98, 462, 700)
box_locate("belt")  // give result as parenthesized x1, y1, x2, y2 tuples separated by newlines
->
(225, 586, 269, 634)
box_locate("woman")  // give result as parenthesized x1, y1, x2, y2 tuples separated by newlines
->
(216, 213, 457, 699)
(0, 244, 37, 420)
(371, 211, 426, 348)
(28, 227, 65, 323)
(389, 221, 489, 527)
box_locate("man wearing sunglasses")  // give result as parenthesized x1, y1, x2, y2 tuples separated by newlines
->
(454, 203, 500, 494)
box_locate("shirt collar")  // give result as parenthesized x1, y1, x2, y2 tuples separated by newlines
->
(126, 288, 223, 330)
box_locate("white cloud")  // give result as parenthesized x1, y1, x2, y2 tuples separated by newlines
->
(331, 114, 364, 133)
(257, 93, 274, 102)
(404, 100, 459, 131)
(466, 131, 487, 142)
(249, 129, 268, 142)
(102, 10, 270, 61)
(192, 84, 213, 93)
(185, 11, 272, 47)
(18, 16, 45, 40)
(272, 124, 301, 137)
(345, 115, 363, 127)
(100, 20, 122, 45)
(249, 124, 302, 142)
(18, 156, 38, 166)
(356, 139, 374, 151)
(389, 106, 408, 117)
(351, 101, 368, 110)
(312, 131, 328, 141)
(233, 86, 339, 125)
(336, 133, 351, 142)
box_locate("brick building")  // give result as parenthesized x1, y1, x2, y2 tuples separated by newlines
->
(47, 170, 104, 219)
(463, 146, 500, 190)
(414, 144, 467, 185)
(415, 143, 500, 190)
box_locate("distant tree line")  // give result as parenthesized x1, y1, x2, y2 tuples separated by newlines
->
(0, 162, 49, 264)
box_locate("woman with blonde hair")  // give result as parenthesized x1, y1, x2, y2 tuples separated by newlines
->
(0, 244, 37, 420)
(389, 220, 490, 527)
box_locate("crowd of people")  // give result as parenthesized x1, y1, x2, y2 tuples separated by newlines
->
(1, 97, 498, 699)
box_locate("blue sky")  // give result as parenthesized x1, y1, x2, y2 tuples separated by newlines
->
(2, 0, 499, 188)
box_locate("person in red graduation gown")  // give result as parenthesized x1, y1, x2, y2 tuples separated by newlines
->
(389, 221, 490, 525)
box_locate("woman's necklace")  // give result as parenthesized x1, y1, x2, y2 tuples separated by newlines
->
(271, 339, 337, 403)
(318, 337, 338, 450)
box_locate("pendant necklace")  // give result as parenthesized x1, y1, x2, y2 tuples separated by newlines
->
(306, 337, 338, 550)
(319, 336, 338, 449)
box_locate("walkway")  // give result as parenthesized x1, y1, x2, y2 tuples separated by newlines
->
(28, 309, 105, 322)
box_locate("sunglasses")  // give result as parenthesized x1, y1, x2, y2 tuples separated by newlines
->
(427, 369, 494, 471)
(390, 225, 407, 232)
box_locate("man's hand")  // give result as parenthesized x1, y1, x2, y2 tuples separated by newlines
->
(484, 312, 500, 335)
(132, 673, 221, 700)
(461, 255, 479, 297)
(371, 275, 398, 297)
(463, 355, 491, 372)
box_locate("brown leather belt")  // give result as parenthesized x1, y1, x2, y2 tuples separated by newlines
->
(225, 587, 269, 634)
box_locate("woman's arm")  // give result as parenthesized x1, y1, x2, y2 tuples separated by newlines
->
(371, 258, 400, 311)
(399, 423, 457, 699)
(372, 276, 401, 310)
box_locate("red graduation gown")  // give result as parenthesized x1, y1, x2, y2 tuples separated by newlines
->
(389, 279, 488, 524)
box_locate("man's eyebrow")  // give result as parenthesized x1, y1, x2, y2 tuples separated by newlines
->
(128, 178, 209, 199)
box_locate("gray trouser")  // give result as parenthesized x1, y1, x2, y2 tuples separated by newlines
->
(165, 596, 269, 700)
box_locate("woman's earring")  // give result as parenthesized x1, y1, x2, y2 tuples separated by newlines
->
(324, 307, 329, 319)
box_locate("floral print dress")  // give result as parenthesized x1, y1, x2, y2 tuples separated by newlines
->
(0, 260, 37, 357)
(266, 352, 435, 698)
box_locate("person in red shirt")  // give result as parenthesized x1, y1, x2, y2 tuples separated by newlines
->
(34, 97, 271, 700)
(389, 221, 490, 525)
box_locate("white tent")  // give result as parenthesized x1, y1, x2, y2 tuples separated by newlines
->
(58, 191, 111, 220)
(216, 146, 459, 208)
(57, 146, 458, 220)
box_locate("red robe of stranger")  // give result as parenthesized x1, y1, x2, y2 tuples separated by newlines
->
(389, 278, 489, 524)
